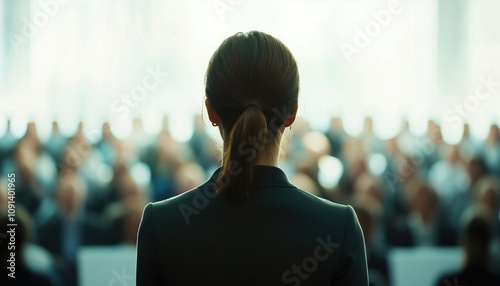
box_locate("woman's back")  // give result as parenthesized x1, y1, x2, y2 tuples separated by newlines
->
(137, 166, 367, 285)
(137, 30, 368, 285)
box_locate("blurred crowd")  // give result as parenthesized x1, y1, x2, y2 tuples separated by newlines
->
(0, 115, 499, 286)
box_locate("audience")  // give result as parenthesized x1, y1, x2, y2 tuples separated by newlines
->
(37, 172, 112, 285)
(354, 199, 389, 286)
(1, 207, 61, 286)
(0, 117, 499, 285)
(436, 207, 500, 286)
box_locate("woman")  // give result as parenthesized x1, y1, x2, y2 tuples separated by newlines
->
(136, 31, 368, 285)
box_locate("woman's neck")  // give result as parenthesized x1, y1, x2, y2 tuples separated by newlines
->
(223, 147, 280, 167)
(255, 151, 279, 166)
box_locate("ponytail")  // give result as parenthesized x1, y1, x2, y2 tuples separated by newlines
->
(205, 31, 299, 200)
(216, 105, 273, 199)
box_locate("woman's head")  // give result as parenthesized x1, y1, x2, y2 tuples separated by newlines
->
(205, 31, 299, 199)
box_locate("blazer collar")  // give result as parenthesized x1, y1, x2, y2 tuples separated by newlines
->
(206, 165, 296, 188)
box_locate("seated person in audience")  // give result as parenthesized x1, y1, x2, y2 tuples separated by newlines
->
(104, 176, 147, 245)
(11, 139, 44, 214)
(428, 144, 469, 201)
(436, 207, 500, 286)
(290, 172, 321, 197)
(172, 161, 206, 194)
(444, 156, 490, 238)
(324, 117, 345, 158)
(189, 114, 219, 171)
(353, 172, 390, 251)
(0, 179, 6, 211)
(44, 121, 68, 162)
(37, 172, 111, 286)
(106, 199, 145, 245)
(387, 181, 454, 246)
(485, 124, 500, 175)
(0, 119, 17, 161)
(340, 141, 369, 196)
(1, 207, 61, 286)
(86, 161, 129, 213)
(353, 200, 390, 286)
(475, 177, 500, 222)
(475, 177, 500, 272)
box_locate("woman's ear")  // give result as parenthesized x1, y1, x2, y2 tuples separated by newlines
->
(205, 99, 221, 126)
(284, 104, 298, 127)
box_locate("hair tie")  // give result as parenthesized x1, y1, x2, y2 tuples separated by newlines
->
(243, 104, 259, 111)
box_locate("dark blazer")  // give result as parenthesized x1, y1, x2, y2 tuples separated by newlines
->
(137, 166, 368, 285)
(436, 267, 500, 286)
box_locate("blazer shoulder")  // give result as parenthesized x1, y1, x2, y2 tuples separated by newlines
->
(293, 187, 351, 213)
(147, 186, 211, 225)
